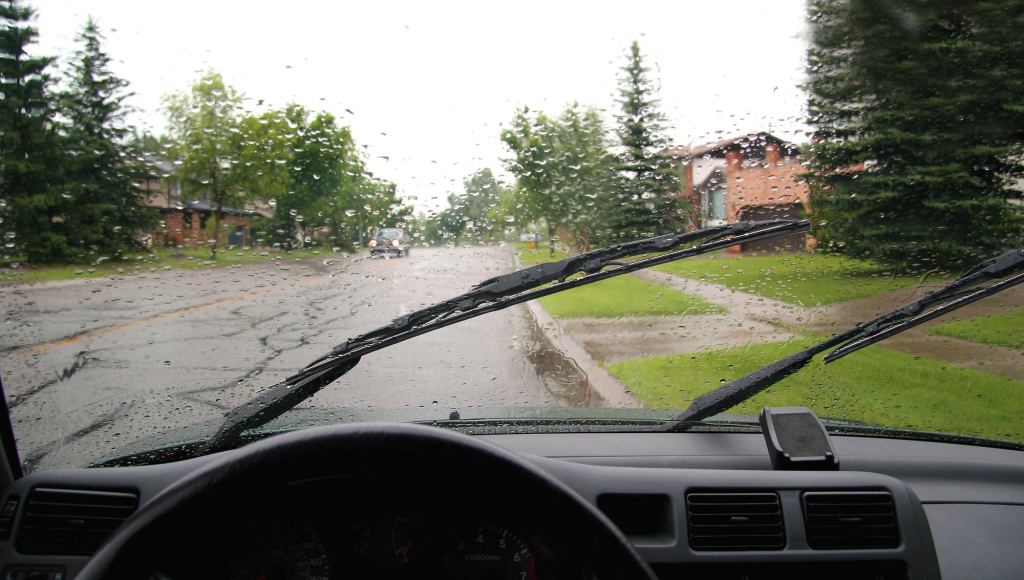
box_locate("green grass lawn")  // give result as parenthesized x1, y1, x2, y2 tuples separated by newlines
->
(930, 310, 1024, 350)
(538, 275, 725, 318)
(654, 252, 930, 306)
(0, 246, 331, 283)
(516, 241, 569, 265)
(516, 240, 723, 318)
(608, 337, 1024, 443)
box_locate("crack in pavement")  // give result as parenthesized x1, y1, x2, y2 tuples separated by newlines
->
(21, 399, 139, 472)
(179, 285, 365, 401)
(3, 273, 358, 414)
(5, 267, 350, 358)
(7, 351, 93, 409)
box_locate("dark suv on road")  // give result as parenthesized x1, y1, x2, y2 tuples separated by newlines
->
(369, 227, 412, 257)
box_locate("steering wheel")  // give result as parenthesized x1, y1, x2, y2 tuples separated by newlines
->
(76, 422, 656, 579)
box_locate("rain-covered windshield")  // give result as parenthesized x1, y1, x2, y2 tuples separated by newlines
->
(1, 0, 1022, 472)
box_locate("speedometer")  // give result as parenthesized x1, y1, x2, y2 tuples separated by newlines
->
(233, 522, 332, 580)
(448, 523, 537, 580)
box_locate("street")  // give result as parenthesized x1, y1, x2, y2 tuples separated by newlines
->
(0, 246, 595, 471)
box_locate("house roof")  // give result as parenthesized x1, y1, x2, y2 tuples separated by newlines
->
(692, 164, 726, 190)
(157, 200, 257, 217)
(665, 132, 801, 159)
(140, 153, 177, 175)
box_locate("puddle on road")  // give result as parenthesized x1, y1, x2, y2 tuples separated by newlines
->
(517, 305, 606, 408)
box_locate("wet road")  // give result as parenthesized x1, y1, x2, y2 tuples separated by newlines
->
(0, 246, 595, 471)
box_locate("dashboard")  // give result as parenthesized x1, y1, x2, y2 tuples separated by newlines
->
(152, 475, 574, 580)
(2, 427, 1024, 579)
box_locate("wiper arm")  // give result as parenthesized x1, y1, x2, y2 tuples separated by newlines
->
(672, 248, 1024, 427)
(198, 219, 810, 455)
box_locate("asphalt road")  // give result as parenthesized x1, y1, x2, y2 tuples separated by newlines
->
(0, 246, 594, 471)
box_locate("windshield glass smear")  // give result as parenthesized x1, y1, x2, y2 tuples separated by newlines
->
(1, 0, 1022, 472)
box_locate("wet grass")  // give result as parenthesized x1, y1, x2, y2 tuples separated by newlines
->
(607, 336, 1024, 443)
(516, 242, 569, 265)
(929, 310, 1024, 350)
(538, 275, 725, 318)
(654, 252, 930, 306)
(516, 240, 722, 317)
(0, 247, 332, 284)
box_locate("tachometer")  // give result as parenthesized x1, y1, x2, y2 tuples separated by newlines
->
(391, 515, 429, 564)
(448, 524, 537, 580)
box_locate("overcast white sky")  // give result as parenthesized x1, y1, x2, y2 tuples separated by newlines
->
(35, 0, 810, 213)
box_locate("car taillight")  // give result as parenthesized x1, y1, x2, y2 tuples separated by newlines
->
(392, 239, 400, 247)
(369, 239, 377, 247)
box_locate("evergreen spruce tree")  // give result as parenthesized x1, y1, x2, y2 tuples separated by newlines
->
(609, 41, 684, 241)
(60, 18, 150, 261)
(0, 0, 67, 263)
(806, 0, 1024, 270)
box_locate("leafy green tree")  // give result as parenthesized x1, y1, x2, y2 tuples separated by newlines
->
(501, 104, 616, 251)
(452, 168, 508, 243)
(277, 109, 364, 249)
(130, 130, 171, 158)
(225, 103, 405, 252)
(485, 186, 520, 241)
(0, 0, 67, 263)
(59, 18, 150, 261)
(611, 41, 684, 241)
(429, 199, 468, 245)
(553, 105, 617, 250)
(163, 71, 244, 257)
(233, 108, 293, 207)
(357, 176, 414, 245)
(423, 169, 508, 245)
(501, 108, 563, 235)
(805, 0, 1024, 270)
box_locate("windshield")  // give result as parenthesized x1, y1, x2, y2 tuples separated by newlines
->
(1, 0, 1022, 472)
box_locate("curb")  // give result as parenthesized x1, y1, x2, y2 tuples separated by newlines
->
(511, 249, 640, 408)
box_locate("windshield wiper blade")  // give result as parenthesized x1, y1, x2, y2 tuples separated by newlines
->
(197, 219, 810, 455)
(823, 252, 1024, 362)
(672, 247, 1024, 427)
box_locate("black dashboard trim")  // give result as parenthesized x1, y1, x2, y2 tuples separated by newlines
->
(4, 430, 1024, 578)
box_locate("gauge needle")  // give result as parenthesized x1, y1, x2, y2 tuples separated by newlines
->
(397, 539, 414, 560)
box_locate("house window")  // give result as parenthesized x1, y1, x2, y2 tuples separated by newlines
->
(708, 186, 727, 221)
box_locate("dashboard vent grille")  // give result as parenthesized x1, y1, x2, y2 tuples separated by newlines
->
(803, 491, 899, 549)
(686, 492, 784, 550)
(16, 487, 138, 555)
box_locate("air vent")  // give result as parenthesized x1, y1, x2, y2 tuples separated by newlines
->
(686, 492, 784, 550)
(16, 487, 138, 555)
(803, 491, 899, 549)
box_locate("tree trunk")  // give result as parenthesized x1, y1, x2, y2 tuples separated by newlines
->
(211, 192, 223, 259)
(579, 227, 591, 253)
(547, 222, 556, 256)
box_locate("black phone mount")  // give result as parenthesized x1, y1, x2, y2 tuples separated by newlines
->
(759, 407, 839, 470)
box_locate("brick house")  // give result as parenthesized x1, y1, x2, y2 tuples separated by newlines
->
(153, 201, 258, 249)
(667, 132, 811, 252)
(140, 156, 270, 249)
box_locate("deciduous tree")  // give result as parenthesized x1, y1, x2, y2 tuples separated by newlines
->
(163, 71, 244, 257)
